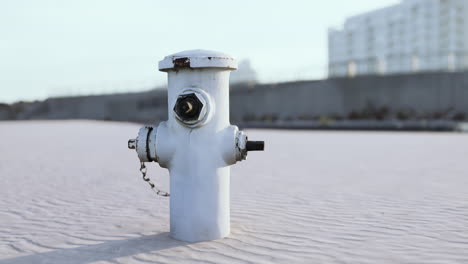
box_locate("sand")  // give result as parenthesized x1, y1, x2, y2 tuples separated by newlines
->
(1, 120, 467, 264)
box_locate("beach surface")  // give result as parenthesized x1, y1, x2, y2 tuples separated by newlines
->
(1, 121, 467, 264)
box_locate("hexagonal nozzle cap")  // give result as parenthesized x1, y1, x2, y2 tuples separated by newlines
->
(174, 93, 204, 122)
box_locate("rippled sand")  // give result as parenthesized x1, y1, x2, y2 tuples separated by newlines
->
(1, 121, 467, 264)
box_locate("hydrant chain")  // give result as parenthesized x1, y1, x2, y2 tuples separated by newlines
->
(139, 162, 170, 197)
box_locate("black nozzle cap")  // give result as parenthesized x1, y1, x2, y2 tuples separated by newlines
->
(246, 141, 265, 151)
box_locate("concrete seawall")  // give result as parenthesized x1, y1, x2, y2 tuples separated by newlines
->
(2, 71, 467, 130)
(230, 71, 468, 123)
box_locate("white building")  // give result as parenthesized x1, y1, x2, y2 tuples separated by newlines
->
(328, 0, 468, 78)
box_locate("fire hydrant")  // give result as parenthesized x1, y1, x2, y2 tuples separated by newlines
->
(128, 50, 264, 242)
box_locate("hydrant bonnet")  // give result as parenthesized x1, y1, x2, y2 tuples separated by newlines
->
(159, 49, 238, 71)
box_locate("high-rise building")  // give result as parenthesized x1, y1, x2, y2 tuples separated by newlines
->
(328, 0, 468, 78)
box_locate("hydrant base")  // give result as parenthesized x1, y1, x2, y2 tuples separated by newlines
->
(169, 229, 230, 243)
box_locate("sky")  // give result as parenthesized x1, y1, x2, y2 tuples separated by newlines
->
(1, 0, 399, 103)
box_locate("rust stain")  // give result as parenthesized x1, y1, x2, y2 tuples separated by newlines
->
(173, 57, 191, 69)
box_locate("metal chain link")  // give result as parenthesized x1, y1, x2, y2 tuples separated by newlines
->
(139, 162, 170, 197)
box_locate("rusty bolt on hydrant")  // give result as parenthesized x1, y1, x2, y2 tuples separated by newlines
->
(128, 50, 264, 242)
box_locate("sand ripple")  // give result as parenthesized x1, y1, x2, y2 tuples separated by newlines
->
(1, 121, 468, 263)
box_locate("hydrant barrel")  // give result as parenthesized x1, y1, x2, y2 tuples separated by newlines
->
(128, 49, 264, 243)
(160, 50, 236, 242)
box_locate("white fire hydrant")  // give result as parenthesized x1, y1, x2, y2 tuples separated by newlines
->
(128, 50, 264, 242)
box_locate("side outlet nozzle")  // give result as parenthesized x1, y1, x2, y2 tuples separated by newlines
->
(246, 141, 265, 151)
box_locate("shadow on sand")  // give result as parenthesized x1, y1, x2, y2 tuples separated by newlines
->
(0, 232, 188, 264)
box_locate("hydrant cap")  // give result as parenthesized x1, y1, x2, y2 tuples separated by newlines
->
(159, 49, 238, 72)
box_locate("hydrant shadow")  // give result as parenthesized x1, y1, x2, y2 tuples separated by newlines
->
(0, 232, 189, 264)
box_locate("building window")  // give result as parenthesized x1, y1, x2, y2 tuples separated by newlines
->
(377, 59, 387, 75)
(411, 56, 420, 72)
(448, 53, 456, 71)
(348, 61, 357, 77)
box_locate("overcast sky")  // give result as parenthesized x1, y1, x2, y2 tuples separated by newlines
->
(1, 0, 399, 103)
